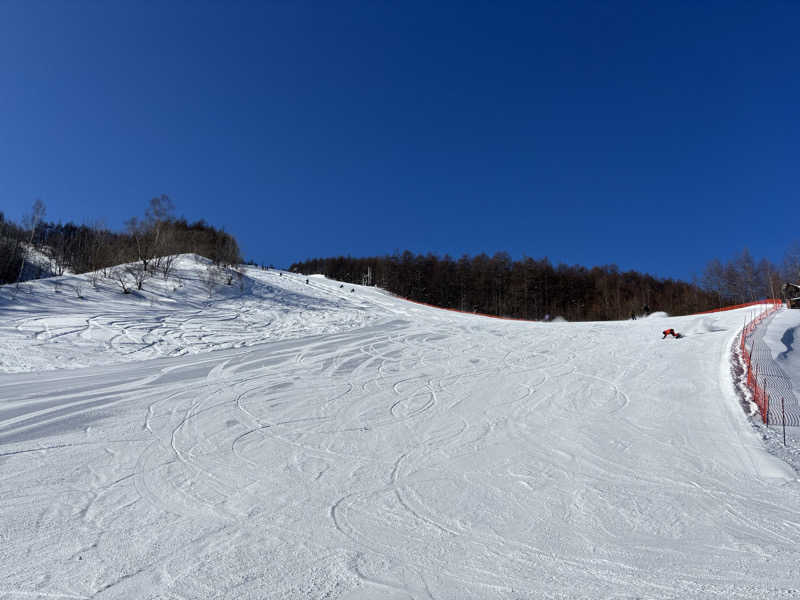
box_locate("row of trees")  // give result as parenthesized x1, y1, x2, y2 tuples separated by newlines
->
(0, 211, 30, 284)
(702, 246, 800, 305)
(1, 196, 242, 286)
(291, 251, 722, 321)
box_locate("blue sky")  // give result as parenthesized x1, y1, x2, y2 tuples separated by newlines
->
(1, 1, 798, 279)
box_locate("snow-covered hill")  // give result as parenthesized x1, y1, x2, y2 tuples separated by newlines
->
(0, 255, 385, 372)
(1, 259, 800, 599)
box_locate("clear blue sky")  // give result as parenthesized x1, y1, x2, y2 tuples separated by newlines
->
(1, 1, 798, 279)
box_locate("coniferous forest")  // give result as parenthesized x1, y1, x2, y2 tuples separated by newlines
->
(292, 248, 800, 322)
(5, 197, 798, 321)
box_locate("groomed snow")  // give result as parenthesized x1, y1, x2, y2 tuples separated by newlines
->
(762, 309, 800, 404)
(2, 258, 800, 599)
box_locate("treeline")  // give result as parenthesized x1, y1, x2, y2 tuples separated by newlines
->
(0, 196, 242, 286)
(0, 212, 29, 284)
(291, 252, 721, 321)
(702, 246, 800, 305)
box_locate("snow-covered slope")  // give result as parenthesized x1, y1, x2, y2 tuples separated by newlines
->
(19, 244, 63, 281)
(0, 255, 384, 372)
(763, 309, 800, 400)
(1, 264, 799, 599)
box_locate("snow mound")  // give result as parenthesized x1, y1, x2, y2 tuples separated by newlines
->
(686, 315, 728, 335)
(0, 254, 385, 372)
(645, 311, 669, 319)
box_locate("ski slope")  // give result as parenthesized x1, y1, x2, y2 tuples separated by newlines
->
(2, 260, 800, 599)
(0, 256, 382, 373)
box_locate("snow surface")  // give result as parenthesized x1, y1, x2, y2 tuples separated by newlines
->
(2, 259, 800, 599)
(0, 255, 382, 373)
(762, 309, 800, 402)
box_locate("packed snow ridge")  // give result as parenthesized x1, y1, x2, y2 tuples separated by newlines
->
(1, 255, 800, 599)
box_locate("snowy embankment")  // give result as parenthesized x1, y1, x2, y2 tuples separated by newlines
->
(2, 262, 800, 599)
(0, 255, 383, 372)
(762, 309, 800, 406)
(752, 309, 800, 463)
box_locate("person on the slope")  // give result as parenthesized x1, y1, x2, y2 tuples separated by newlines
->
(662, 328, 682, 339)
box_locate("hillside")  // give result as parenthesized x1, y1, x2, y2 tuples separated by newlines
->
(1, 259, 800, 599)
(0, 255, 382, 372)
(291, 252, 723, 321)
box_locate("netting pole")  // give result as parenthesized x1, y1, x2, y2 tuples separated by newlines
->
(754, 363, 760, 416)
(782, 396, 786, 446)
(743, 313, 748, 354)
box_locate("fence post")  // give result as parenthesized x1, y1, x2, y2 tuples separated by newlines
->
(757, 380, 762, 419)
(746, 354, 751, 387)
(782, 396, 786, 446)
(742, 315, 746, 351)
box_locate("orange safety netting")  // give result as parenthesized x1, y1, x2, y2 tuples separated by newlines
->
(694, 298, 783, 315)
(738, 301, 784, 423)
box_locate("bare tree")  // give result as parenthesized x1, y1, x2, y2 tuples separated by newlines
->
(159, 253, 177, 280)
(125, 216, 153, 272)
(146, 194, 175, 225)
(782, 242, 800, 282)
(125, 263, 148, 291)
(111, 267, 131, 294)
(702, 258, 724, 304)
(203, 265, 224, 297)
(126, 195, 176, 273)
(16, 199, 46, 285)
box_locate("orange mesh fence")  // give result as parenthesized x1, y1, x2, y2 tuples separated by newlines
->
(739, 301, 784, 423)
(400, 297, 786, 323)
(695, 298, 783, 315)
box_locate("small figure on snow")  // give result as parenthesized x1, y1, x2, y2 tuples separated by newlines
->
(662, 328, 682, 339)
(630, 311, 637, 320)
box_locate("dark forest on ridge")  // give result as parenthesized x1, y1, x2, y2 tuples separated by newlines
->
(0, 197, 241, 286)
(3, 198, 799, 321)
(292, 248, 799, 322)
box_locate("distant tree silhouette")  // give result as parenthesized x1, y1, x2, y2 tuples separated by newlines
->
(702, 247, 791, 305)
(291, 251, 725, 321)
(0, 196, 244, 285)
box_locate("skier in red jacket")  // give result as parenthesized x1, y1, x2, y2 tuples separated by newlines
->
(662, 328, 682, 339)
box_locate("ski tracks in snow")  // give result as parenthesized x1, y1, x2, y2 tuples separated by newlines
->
(3, 283, 800, 598)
